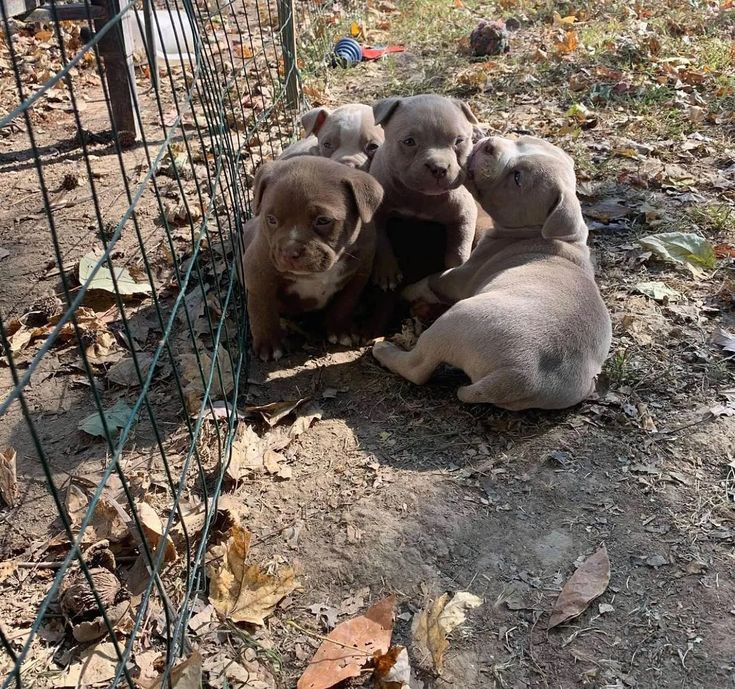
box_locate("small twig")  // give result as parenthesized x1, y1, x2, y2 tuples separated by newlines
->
(17, 556, 138, 569)
(15, 195, 94, 223)
(285, 620, 373, 657)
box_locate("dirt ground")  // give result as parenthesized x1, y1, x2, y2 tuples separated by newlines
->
(3, 1, 735, 688)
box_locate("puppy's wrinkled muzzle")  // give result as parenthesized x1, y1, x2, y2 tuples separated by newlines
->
(467, 136, 508, 185)
(273, 240, 334, 275)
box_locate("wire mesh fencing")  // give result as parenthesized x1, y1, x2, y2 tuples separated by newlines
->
(0, 0, 358, 685)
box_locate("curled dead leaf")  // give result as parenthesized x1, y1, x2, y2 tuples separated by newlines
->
(0, 447, 18, 507)
(134, 502, 177, 563)
(411, 591, 482, 673)
(374, 645, 412, 688)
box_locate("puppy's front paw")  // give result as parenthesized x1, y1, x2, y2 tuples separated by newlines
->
(252, 333, 285, 362)
(325, 313, 360, 348)
(372, 254, 403, 291)
(372, 340, 398, 365)
(402, 277, 433, 304)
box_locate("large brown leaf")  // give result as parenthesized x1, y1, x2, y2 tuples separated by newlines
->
(207, 525, 298, 625)
(297, 595, 395, 689)
(548, 544, 611, 629)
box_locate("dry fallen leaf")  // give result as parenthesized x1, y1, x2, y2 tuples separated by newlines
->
(246, 397, 308, 426)
(554, 29, 578, 55)
(227, 424, 268, 479)
(148, 650, 202, 689)
(297, 595, 396, 689)
(52, 641, 119, 687)
(0, 448, 18, 507)
(207, 525, 298, 625)
(78, 252, 152, 295)
(178, 346, 235, 415)
(83, 495, 130, 545)
(289, 402, 323, 438)
(65, 483, 89, 527)
(0, 560, 18, 584)
(411, 591, 482, 673)
(548, 544, 611, 629)
(374, 645, 412, 688)
(712, 327, 735, 354)
(106, 355, 154, 387)
(134, 502, 177, 563)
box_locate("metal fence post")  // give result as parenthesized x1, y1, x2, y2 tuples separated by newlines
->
(92, 0, 140, 145)
(277, 0, 299, 110)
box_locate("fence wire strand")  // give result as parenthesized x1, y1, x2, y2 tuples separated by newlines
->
(0, 0, 353, 685)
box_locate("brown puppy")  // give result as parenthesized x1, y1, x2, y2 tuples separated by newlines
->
(368, 94, 480, 290)
(279, 104, 384, 170)
(372, 135, 611, 410)
(238, 157, 383, 361)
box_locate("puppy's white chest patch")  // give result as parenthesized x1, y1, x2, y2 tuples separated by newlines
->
(284, 262, 346, 310)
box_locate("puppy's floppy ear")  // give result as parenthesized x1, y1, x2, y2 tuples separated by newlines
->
(373, 97, 402, 126)
(252, 161, 275, 214)
(542, 188, 588, 243)
(452, 98, 479, 125)
(471, 123, 487, 143)
(301, 107, 330, 136)
(343, 170, 384, 224)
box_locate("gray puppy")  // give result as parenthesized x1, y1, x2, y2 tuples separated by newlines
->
(280, 103, 384, 170)
(373, 135, 612, 410)
(368, 94, 480, 290)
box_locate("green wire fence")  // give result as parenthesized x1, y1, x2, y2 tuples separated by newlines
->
(0, 0, 353, 685)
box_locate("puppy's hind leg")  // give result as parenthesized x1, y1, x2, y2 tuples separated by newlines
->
(372, 329, 446, 386)
(457, 368, 536, 410)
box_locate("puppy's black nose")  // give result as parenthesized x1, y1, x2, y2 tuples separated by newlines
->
(281, 245, 304, 260)
(425, 162, 448, 179)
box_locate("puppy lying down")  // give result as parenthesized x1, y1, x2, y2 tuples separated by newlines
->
(279, 103, 384, 170)
(373, 136, 612, 410)
(238, 157, 383, 361)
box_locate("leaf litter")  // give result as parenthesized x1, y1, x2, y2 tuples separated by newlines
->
(225, 401, 322, 480)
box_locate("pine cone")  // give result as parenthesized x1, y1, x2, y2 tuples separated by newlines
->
(59, 566, 122, 623)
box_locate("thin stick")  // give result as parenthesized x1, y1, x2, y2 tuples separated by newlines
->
(285, 621, 373, 657)
(17, 556, 138, 569)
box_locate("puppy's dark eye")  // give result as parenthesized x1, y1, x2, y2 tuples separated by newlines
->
(514, 170, 522, 187)
(322, 141, 333, 150)
(314, 216, 333, 226)
(266, 215, 278, 226)
(454, 136, 465, 146)
(401, 137, 416, 147)
(365, 141, 380, 155)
